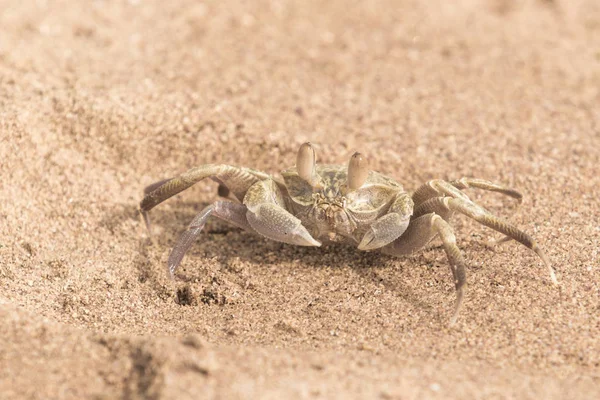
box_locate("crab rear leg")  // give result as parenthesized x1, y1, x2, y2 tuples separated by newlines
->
(448, 179, 523, 245)
(412, 178, 522, 207)
(168, 200, 252, 276)
(382, 213, 467, 324)
(412, 178, 525, 248)
(414, 196, 557, 284)
(449, 178, 523, 203)
(244, 179, 321, 247)
(140, 164, 269, 231)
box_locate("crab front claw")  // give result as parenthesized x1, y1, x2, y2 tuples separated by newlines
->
(358, 213, 410, 250)
(357, 192, 413, 251)
(247, 203, 321, 246)
(244, 179, 321, 247)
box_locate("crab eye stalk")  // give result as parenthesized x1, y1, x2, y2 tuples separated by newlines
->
(347, 152, 369, 190)
(297, 142, 317, 185)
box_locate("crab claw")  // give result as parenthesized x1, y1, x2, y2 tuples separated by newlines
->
(358, 213, 410, 251)
(245, 179, 321, 247)
(247, 203, 321, 247)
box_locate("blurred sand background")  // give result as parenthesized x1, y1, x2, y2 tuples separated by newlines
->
(1, 0, 599, 398)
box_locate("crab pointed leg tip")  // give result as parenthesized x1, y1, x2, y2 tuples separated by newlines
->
(534, 247, 558, 285)
(140, 210, 152, 233)
(516, 194, 524, 204)
(450, 287, 464, 326)
(449, 315, 458, 327)
(550, 269, 559, 285)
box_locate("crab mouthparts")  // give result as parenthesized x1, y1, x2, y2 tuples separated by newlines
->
(312, 197, 355, 238)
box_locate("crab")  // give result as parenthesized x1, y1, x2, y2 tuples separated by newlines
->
(140, 142, 557, 323)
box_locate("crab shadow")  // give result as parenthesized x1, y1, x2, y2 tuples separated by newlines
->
(107, 200, 439, 315)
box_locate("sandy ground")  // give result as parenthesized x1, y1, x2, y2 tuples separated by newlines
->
(1, 0, 599, 398)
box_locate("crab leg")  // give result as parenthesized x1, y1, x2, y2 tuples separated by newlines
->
(412, 178, 524, 244)
(413, 196, 557, 284)
(412, 178, 522, 207)
(382, 213, 467, 324)
(168, 201, 252, 276)
(244, 179, 321, 247)
(449, 178, 523, 203)
(140, 164, 269, 231)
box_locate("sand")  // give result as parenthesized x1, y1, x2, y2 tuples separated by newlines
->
(1, 0, 599, 398)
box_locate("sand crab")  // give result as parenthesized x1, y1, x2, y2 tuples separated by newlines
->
(140, 143, 557, 322)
